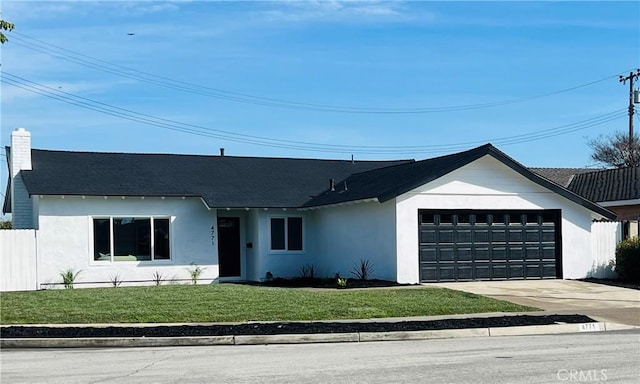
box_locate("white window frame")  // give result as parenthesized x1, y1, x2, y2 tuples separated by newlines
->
(91, 216, 172, 263)
(269, 216, 304, 253)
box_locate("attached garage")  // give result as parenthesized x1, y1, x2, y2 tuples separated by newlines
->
(419, 209, 561, 282)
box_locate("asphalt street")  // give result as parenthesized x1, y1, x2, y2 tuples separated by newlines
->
(2, 330, 639, 384)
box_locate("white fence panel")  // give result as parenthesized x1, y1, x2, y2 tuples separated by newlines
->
(589, 221, 622, 279)
(0, 230, 38, 291)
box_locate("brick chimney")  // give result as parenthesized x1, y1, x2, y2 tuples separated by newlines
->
(10, 128, 34, 229)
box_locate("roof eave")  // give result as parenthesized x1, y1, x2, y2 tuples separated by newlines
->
(377, 145, 493, 203)
(300, 197, 380, 210)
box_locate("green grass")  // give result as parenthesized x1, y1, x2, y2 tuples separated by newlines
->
(0, 284, 538, 324)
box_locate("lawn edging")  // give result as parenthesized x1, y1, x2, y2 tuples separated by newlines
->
(2, 321, 636, 349)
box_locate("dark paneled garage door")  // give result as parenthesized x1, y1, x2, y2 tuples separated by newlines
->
(419, 210, 561, 282)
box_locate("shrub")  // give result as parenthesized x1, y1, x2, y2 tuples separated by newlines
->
(151, 270, 164, 286)
(616, 236, 640, 282)
(299, 264, 317, 279)
(60, 269, 81, 289)
(351, 259, 374, 280)
(187, 263, 205, 285)
(110, 274, 123, 288)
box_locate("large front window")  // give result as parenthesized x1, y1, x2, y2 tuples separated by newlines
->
(93, 217, 170, 262)
(270, 217, 303, 251)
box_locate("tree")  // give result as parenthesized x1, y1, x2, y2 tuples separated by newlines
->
(1, 19, 14, 44)
(588, 131, 640, 168)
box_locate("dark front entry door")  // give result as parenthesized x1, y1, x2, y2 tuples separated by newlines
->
(218, 217, 241, 277)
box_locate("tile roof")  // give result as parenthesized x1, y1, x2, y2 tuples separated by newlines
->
(567, 167, 640, 202)
(529, 168, 594, 187)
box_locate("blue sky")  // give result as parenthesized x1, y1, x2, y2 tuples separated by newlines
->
(1, 1, 639, 182)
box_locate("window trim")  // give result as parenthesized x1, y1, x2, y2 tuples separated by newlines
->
(91, 216, 172, 263)
(269, 215, 304, 254)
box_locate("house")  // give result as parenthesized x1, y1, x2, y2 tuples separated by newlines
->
(3, 128, 616, 289)
(532, 167, 640, 238)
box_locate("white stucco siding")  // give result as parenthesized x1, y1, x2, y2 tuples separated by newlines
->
(311, 201, 397, 281)
(36, 196, 218, 288)
(395, 155, 596, 283)
(244, 209, 261, 282)
(254, 210, 315, 280)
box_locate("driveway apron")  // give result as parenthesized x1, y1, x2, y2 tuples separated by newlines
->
(430, 280, 640, 326)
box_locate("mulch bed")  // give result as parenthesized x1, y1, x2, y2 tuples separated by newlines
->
(248, 278, 408, 289)
(0, 314, 594, 339)
(580, 278, 640, 291)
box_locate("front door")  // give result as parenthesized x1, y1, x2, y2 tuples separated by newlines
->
(217, 217, 241, 277)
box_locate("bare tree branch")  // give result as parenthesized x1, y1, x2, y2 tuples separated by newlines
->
(588, 131, 640, 168)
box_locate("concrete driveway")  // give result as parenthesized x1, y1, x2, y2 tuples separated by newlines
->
(431, 280, 640, 326)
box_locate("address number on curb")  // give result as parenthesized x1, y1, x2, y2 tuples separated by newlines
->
(579, 323, 601, 332)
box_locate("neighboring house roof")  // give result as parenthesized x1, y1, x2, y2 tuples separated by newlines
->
(3, 144, 616, 220)
(4, 147, 411, 209)
(304, 144, 615, 219)
(529, 168, 594, 187)
(566, 167, 640, 203)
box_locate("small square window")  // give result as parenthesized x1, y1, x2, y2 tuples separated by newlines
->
(542, 212, 556, 224)
(457, 214, 470, 225)
(439, 214, 453, 224)
(509, 214, 522, 225)
(420, 213, 435, 224)
(526, 213, 539, 225)
(475, 214, 488, 225)
(270, 217, 303, 252)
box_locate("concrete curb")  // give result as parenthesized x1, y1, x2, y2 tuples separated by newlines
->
(2, 322, 637, 349)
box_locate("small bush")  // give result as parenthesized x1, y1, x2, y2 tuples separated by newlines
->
(151, 270, 164, 286)
(110, 274, 123, 288)
(299, 264, 317, 279)
(616, 236, 640, 282)
(351, 259, 374, 280)
(187, 263, 205, 285)
(60, 269, 81, 289)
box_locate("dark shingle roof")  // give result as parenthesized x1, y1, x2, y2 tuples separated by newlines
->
(3, 144, 616, 220)
(16, 149, 412, 209)
(304, 144, 616, 219)
(567, 167, 640, 202)
(529, 168, 594, 187)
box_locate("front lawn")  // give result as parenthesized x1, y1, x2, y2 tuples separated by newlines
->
(0, 284, 538, 324)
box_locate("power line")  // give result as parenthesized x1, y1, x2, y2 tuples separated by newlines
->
(618, 69, 640, 143)
(8, 31, 633, 114)
(1, 72, 626, 155)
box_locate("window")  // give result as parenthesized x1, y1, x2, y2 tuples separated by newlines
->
(270, 217, 303, 251)
(457, 214, 470, 225)
(93, 217, 170, 262)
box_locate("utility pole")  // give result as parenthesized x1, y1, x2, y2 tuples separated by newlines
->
(619, 69, 640, 145)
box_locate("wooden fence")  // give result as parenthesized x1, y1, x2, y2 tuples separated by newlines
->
(589, 221, 622, 279)
(0, 230, 38, 291)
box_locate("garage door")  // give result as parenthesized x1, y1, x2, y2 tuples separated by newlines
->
(419, 210, 561, 282)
